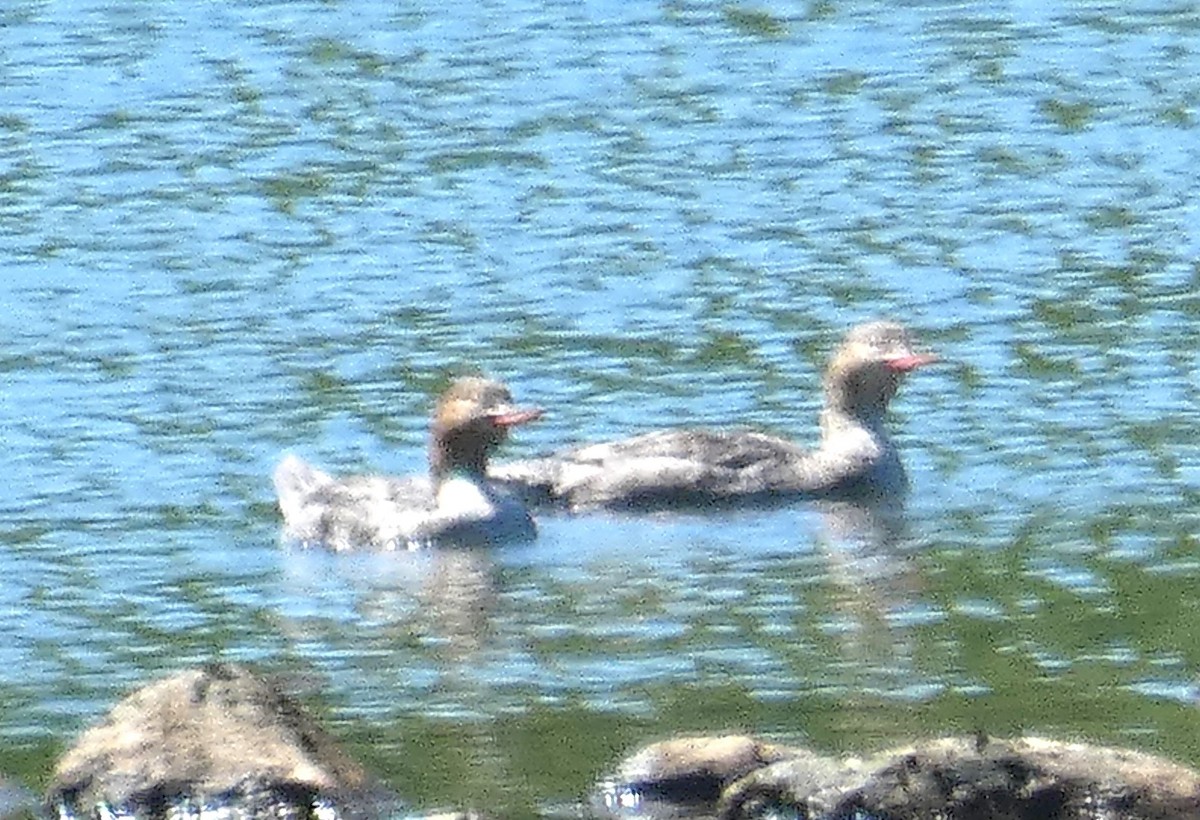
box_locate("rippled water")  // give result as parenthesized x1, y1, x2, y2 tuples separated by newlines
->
(4, 0, 1200, 816)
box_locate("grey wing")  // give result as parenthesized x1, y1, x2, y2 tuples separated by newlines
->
(332, 473, 435, 511)
(277, 459, 436, 550)
(611, 428, 893, 499)
(491, 429, 811, 510)
(589, 429, 802, 471)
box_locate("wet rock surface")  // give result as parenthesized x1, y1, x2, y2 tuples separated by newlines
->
(602, 734, 1200, 820)
(39, 664, 1200, 820)
(45, 663, 394, 820)
(611, 735, 799, 806)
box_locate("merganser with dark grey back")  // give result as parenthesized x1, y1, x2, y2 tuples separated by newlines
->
(489, 321, 934, 511)
(274, 377, 543, 551)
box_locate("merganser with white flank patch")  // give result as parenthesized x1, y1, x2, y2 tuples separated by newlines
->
(274, 377, 543, 551)
(490, 321, 934, 511)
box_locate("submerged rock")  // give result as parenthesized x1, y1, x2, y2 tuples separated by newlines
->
(601, 734, 1200, 820)
(46, 663, 393, 820)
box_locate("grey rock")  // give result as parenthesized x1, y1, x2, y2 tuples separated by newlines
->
(601, 734, 1200, 820)
(595, 735, 803, 814)
(720, 735, 1200, 820)
(46, 663, 394, 820)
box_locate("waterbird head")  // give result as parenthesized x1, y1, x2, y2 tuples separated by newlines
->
(823, 321, 936, 419)
(430, 377, 543, 484)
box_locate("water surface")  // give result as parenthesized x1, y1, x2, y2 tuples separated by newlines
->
(4, 0, 1200, 816)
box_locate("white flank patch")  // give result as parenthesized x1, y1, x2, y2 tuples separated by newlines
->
(435, 475, 496, 518)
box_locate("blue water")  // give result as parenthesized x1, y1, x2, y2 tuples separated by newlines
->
(4, 0, 1200, 814)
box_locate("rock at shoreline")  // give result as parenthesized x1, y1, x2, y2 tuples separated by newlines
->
(595, 734, 805, 813)
(825, 735, 1200, 820)
(601, 733, 1200, 820)
(46, 663, 392, 820)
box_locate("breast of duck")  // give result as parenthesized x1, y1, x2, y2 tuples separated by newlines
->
(489, 321, 934, 512)
(274, 377, 543, 551)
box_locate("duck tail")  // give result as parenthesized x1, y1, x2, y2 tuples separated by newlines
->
(273, 454, 332, 522)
